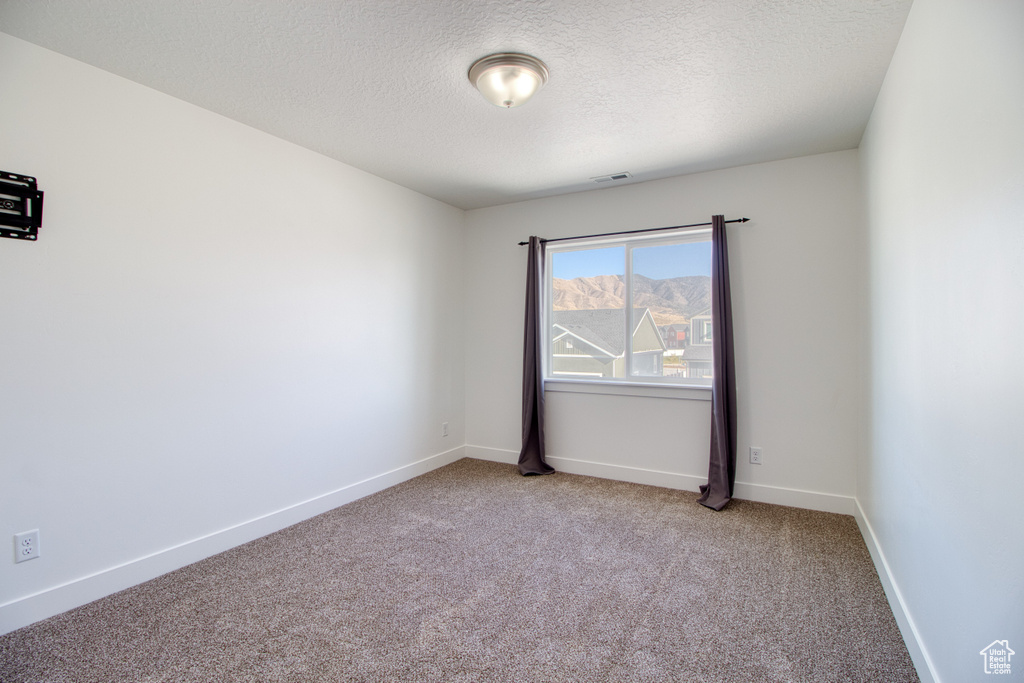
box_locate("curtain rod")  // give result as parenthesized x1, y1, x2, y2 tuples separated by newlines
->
(517, 217, 749, 246)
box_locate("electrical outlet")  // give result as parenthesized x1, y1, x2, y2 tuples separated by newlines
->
(14, 529, 40, 563)
(441, 422, 449, 437)
(749, 447, 763, 465)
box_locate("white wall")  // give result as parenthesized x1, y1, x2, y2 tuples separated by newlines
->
(858, 1, 1024, 681)
(0, 33, 465, 634)
(464, 150, 866, 512)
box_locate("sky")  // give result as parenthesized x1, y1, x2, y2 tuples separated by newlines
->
(552, 241, 711, 280)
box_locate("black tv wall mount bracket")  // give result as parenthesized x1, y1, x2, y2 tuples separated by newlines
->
(0, 170, 44, 241)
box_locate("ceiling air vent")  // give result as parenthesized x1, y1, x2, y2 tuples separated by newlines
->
(590, 171, 633, 184)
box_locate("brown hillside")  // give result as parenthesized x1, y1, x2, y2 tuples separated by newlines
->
(553, 274, 710, 325)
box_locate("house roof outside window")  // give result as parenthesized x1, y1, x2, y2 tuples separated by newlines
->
(552, 308, 663, 357)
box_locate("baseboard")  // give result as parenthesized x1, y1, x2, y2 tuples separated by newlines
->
(853, 499, 939, 683)
(731, 481, 855, 515)
(464, 445, 855, 514)
(551, 456, 707, 493)
(0, 446, 466, 637)
(464, 444, 519, 464)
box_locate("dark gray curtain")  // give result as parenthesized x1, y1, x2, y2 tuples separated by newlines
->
(518, 236, 555, 476)
(698, 215, 737, 510)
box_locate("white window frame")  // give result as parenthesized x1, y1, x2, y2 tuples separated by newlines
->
(543, 227, 713, 399)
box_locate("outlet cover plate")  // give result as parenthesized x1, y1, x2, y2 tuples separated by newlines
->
(15, 529, 40, 563)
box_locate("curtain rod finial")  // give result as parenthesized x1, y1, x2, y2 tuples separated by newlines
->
(740, 217, 750, 222)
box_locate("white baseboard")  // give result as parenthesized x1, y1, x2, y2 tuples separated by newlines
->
(464, 445, 855, 514)
(0, 446, 466, 637)
(464, 444, 520, 464)
(731, 481, 855, 515)
(853, 499, 939, 683)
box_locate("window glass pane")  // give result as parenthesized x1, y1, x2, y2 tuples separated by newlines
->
(630, 240, 712, 385)
(550, 246, 625, 378)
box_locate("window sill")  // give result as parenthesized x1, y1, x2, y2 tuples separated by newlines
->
(544, 378, 712, 401)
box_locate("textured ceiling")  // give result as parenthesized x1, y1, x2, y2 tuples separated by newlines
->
(0, 0, 912, 210)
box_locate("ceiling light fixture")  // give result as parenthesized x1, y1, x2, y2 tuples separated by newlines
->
(468, 53, 549, 108)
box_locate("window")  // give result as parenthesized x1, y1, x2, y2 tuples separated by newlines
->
(546, 229, 713, 387)
(693, 317, 713, 345)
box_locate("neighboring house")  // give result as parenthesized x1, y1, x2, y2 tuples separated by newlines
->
(689, 309, 713, 346)
(552, 308, 665, 378)
(660, 324, 687, 349)
(659, 311, 714, 380)
(680, 309, 713, 380)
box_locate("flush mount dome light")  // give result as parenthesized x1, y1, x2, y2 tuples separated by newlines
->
(468, 53, 549, 108)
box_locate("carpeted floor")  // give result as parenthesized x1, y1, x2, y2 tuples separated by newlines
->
(0, 458, 918, 682)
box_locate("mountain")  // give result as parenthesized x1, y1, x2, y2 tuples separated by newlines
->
(552, 274, 710, 325)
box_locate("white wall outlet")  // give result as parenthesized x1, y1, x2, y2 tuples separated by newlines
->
(15, 529, 40, 563)
(441, 422, 449, 437)
(749, 447, 764, 465)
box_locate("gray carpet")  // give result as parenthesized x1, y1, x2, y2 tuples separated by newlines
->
(0, 458, 918, 682)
